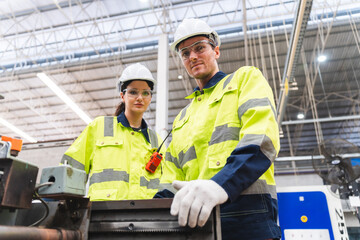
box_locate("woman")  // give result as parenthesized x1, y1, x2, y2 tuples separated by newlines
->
(61, 63, 164, 201)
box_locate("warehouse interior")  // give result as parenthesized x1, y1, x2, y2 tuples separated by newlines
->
(0, 0, 360, 239)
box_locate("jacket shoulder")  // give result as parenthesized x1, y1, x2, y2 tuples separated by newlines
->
(87, 116, 116, 132)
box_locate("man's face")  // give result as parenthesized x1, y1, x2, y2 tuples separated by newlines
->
(178, 36, 220, 81)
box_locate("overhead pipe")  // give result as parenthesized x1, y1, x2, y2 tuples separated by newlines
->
(282, 114, 360, 125)
(277, 0, 313, 125)
(276, 153, 360, 162)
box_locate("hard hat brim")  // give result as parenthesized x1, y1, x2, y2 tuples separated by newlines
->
(120, 78, 156, 85)
(170, 32, 221, 52)
(117, 78, 156, 93)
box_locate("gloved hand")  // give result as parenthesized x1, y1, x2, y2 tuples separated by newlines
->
(170, 179, 228, 228)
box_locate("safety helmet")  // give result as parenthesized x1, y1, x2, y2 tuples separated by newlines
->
(117, 63, 156, 92)
(170, 18, 221, 52)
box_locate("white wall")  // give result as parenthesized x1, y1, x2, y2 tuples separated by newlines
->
(18, 145, 69, 182)
(275, 173, 324, 187)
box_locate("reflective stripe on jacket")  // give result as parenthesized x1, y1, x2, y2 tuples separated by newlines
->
(160, 66, 280, 201)
(61, 116, 163, 201)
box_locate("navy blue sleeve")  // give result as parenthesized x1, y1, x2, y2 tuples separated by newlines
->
(153, 189, 175, 199)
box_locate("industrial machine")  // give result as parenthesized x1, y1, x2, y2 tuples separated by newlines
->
(0, 136, 38, 222)
(277, 138, 360, 240)
(0, 135, 221, 240)
(312, 138, 360, 200)
(0, 136, 89, 239)
(278, 185, 349, 240)
(89, 199, 221, 239)
(312, 138, 360, 226)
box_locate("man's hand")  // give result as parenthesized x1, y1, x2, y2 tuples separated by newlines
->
(170, 180, 228, 228)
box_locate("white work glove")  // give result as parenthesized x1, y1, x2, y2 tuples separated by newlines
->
(170, 179, 228, 228)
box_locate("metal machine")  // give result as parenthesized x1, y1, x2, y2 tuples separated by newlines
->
(38, 165, 87, 197)
(278, 185, 349, 240)
(89, 199, 221, 240)
(0, 136, 89, 238)
(0, 136, 38, 222)
(0, 136, 221, 240)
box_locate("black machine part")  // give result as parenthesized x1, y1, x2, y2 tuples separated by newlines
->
(6, 198, 220, 240)
(312, 139, 360, 185)
(1, 198, 91, 240)
(89, 198, 222, 240)
(312, 138, 360, 199)
(0, 141, 38, 209)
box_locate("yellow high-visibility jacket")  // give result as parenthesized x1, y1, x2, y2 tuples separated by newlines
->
(62, 113, 163, 201)
(159, 66, 281, 239)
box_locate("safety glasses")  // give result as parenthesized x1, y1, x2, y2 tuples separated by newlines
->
(123, 88, 153, 98)
(178, 40, 215, 60)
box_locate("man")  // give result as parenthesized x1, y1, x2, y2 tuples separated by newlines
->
(159, 18, 281, 240)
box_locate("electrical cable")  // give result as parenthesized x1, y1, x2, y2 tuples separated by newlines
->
(28, 182, 54, 227)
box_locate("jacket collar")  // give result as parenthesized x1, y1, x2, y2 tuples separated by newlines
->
(117, 112, 150, 143)
(186, 71, 227, 99)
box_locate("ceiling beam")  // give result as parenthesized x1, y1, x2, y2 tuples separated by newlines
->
(282, 115, 360, 125)
(277, 0, 313, 125)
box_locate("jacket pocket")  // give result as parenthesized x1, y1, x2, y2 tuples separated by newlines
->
(207, 121, 240, 169)
(95, 139, 124, 147)
(208, 84, 237, 106)
(93, 139, 124, 170)
(208, 151, 226, 169)
(221, 194, 268, 218)
(173, 112, 189, 130)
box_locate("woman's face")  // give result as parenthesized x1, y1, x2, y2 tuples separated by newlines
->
(120, 80, 152, 115)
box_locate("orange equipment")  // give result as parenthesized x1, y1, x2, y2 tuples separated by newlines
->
(145, 130, 172, 174)
(1, 135, 23, 156)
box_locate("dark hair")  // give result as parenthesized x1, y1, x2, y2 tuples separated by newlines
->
(114, 80, 154, 116)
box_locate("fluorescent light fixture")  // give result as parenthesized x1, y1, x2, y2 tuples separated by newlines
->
(297, 113, 305, 119)
(317, 55, 327, 62)
(37, 73, 92, 124)
(0, 117, 37, 143)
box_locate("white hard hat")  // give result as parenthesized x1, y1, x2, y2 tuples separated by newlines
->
(170, 18, 221, 52)
(117, 63, 156, 92)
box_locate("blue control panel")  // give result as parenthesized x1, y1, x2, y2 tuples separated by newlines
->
(278, 191, 334, 240)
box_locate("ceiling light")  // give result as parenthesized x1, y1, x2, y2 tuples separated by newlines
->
(317, 55, 327, 62)
(297, 113, 305, 119)
(178, 75, 183, 79)
(37, 73, 92, 124)
(0, 117, 37, 143)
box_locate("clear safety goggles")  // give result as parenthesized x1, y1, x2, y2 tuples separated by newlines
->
(123, 88, 153, 98)
(178, 40, 215, 60)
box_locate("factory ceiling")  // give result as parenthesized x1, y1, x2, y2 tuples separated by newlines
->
(0, 0, 359, 169)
